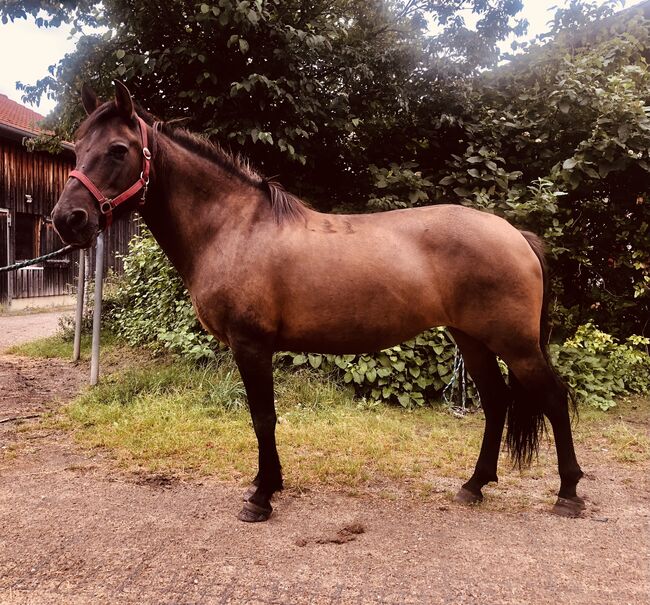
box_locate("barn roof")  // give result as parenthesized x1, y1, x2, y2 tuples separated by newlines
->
(0, 93, 74, 152)
(0, 93, 46, 136)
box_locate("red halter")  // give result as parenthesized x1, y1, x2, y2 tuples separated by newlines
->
(68, 115, 152, 228)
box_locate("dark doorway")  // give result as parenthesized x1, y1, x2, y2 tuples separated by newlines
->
(15, 212, 40, 261)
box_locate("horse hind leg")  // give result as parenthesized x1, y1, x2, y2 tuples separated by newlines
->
(505, 348, 585, 517)
(449, 329, 510, 505)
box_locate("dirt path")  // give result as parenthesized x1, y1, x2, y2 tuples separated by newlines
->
(0, 353, 649, 604)
(0, 311, 71, 353)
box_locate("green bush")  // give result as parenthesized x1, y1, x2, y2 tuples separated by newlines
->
(279, 328, 478, 409)
(106, 226, 217, 362)
(550, 323, 650, 411)
(283, 323, 650, 411)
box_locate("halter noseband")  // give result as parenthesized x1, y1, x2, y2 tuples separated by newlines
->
(68, 115, 153, 229)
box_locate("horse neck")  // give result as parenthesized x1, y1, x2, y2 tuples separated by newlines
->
(140, 135, 267, 282)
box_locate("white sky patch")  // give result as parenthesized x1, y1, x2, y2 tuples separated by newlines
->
(0, 15, 77, 115)
(0, 0, 646, 115)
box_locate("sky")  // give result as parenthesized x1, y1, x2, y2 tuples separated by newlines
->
(0, 0, 646, 116)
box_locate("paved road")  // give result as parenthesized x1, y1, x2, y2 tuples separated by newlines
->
(0, 311, 71, 353)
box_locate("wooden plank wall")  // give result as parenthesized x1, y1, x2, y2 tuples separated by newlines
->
(0, 210, 8, 304)
(10, 253, 77, 298)
(0, 139, 72, 217)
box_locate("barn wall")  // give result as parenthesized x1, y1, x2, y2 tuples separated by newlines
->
(0, 138, 72, 216)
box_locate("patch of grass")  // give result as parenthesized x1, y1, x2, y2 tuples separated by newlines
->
(572, 397, 650, 463)
(32, 338, 647, 492)
(7, 330, 120, 360)
(602, 423, 650, 462)
(62, 355, 485, 490)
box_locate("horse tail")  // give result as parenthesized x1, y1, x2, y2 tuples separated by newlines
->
(505, 231, 572, 468)
(519, 231, 551, 353)
(506, 369, 546, 468)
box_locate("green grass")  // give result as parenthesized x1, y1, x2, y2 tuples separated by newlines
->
(572, 398, 650, 463)
(7, 330, 120, 360)
(60, 356, 485, 488)
(10, 333, 650, 492)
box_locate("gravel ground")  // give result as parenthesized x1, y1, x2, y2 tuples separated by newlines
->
(0, 310, 72, 353)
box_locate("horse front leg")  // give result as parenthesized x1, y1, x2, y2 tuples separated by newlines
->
(231, 338, 282, 522)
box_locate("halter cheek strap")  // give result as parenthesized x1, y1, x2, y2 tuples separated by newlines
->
(68, 115, 153, 229)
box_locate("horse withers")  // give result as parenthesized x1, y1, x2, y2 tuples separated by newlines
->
(52, 81, 584, 522)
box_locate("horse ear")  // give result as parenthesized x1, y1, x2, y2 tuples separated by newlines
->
(81, 83, 99, 115)
(113, 80, 135, 119)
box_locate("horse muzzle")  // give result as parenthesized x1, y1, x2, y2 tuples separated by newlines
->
(52, 205, 99, 249)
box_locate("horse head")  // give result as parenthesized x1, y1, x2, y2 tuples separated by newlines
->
(52, 81, 150, 248)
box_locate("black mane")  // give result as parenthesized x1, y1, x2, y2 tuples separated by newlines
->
(77, 101, 307, 223)
(139, 107, 307, 224)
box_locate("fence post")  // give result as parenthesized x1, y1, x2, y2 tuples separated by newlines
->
(72, 248, 86, 362)
(90, 232, 105, 386)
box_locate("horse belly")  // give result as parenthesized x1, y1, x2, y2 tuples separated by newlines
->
(275, 272, 446, 354)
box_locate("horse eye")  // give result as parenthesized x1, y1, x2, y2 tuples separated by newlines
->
(108, 144, 129, 158)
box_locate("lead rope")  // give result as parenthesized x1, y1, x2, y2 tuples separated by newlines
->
(0, 245, 77, 273)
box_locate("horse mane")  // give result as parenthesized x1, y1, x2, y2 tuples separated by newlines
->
(77, 101, 307, 223)
(137, 107, 307, 223)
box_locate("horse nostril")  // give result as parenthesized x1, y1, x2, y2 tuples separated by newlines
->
(67, 209, 89, 230)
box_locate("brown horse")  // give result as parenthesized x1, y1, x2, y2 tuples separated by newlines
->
(52, 81, 584, 522)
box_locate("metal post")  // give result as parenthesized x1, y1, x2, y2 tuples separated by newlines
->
(72, 248, 86, 362)
(90, 232, 105, 386)
(84, 249, 91, 312)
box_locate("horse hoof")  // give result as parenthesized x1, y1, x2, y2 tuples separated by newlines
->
(242, 484, 257, 502)
(552, 496, 586, 518)
(237, 500, 272, 523)
(453, 486, 483, 505)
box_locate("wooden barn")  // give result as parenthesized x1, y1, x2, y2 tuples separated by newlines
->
(0, 94, 137, 309)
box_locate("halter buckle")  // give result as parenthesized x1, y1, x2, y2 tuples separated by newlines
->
(139, 173, 150, 207)
(100, 200, 113, 214)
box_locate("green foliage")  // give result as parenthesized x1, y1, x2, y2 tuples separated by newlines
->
(281, 328, 468, 409)
(106, 226, 217, 362)
(3, 0, 525, 205)
(427, 6, 650, 337)
(367, 162, 435, 211)
(284, 322, 650, 411)
(551, 323, 650, 411)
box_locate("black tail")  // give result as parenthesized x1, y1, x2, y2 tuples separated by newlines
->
(506, 369, 546, 468)
(505, 231, 573, 468)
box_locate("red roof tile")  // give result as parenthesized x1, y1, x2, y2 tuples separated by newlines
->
(0, 93, 45, 135)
